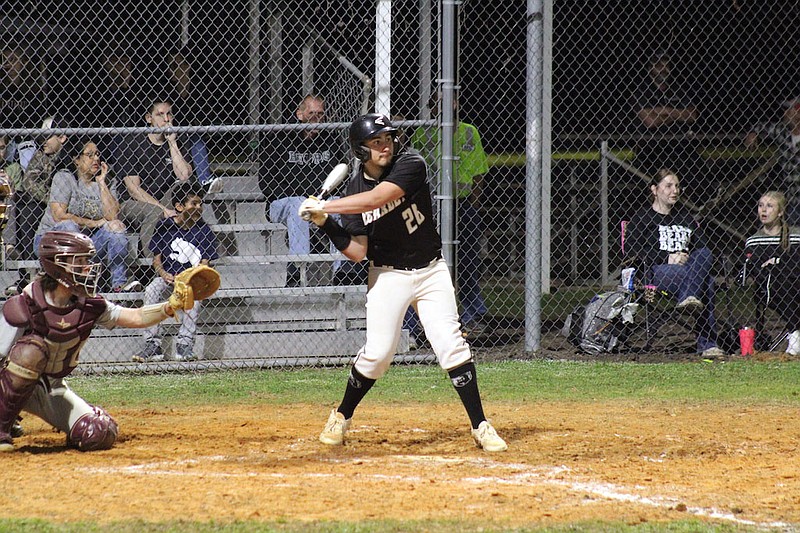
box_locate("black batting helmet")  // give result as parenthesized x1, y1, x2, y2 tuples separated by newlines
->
(38, 231, 101, 297)
(349, 113, 399, 162)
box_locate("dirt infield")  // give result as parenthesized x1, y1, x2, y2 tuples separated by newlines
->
(1, 401, 798, 530)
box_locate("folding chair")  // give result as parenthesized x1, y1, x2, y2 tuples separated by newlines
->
(748, 277, 793, 353)
(620, 220, 697, 354)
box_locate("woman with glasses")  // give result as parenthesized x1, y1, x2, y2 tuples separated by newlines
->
(33, 139, 141, 292)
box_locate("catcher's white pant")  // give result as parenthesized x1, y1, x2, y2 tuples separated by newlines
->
(143, 276, 200, 349)
(23, 376, 94, 435)
(354, 258, 472, 379)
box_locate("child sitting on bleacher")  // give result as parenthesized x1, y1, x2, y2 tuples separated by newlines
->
(744, 191, 800, 355)
(133, 181, 219, 362)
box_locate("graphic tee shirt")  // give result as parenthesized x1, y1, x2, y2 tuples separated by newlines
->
(624, 206, 705, 267)
(37, 169, 118, 235)
(148, 217, 219, 275)
(258, 128, 345, 203)
(341, 152, 441, 269)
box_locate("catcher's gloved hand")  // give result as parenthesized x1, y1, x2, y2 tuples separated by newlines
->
(168, 264, 221, 314)
(298, 196, 328, 226)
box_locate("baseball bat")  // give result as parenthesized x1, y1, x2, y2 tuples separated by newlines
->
(300, 163, 349, 221)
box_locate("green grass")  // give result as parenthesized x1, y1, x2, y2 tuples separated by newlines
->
(71, 360, 800, 408)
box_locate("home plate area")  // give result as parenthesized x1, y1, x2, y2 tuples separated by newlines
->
(1, 402, 797, 529)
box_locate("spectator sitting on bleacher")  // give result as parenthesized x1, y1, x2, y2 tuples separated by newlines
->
(17, 117, 68, 260)
(165, 47, 221, 195)
(0, 134, 20, 260)
(118, 100, 193, 257)
(624, 168, 723, 359)
(258, 94, 346, 286)
(744, 191, 800, 355)
(632, 52, 702, 203)
(1, 46, 39, 140)
(133, 181, 219, 363)
(33, 138, 141, 293)
(95, 46, 141, 166)
(3, 117, 69, 295)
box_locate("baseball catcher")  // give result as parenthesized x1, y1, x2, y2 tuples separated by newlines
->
(0, 231, 195, 452)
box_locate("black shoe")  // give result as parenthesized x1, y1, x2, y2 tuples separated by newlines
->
(132, 342, 164, 363)
(175, 343, 196, 362)
(10, 419, 23, 438)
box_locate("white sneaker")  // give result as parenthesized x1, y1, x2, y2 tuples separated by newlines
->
(206, 177, 224, 194)
(471, 420, 508, 452)
(676, 296, 704, 313)
(114, 280, 143, 293)
(702, 346, 726, 359)
(319, 409, 350, 445)
(787, 330, 800, 356)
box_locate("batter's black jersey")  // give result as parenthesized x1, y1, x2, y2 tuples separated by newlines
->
(341, 152, 442, 268)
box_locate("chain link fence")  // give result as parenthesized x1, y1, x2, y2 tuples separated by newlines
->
(0, 1, 798, 372)
(546, 1, 800, 360)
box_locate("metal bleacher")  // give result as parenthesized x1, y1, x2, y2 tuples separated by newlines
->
(0, 173, 411, 364)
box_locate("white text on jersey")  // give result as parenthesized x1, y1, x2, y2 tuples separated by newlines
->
(362, 196, 405, 225)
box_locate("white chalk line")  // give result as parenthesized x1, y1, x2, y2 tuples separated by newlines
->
(78, 453, 793, 530)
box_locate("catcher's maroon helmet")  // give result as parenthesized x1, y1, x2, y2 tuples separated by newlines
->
(38, 231, 101, 297)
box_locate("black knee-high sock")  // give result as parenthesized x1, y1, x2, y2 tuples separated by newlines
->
(448, 362, 486, 429)
(338, 367, 376, 419)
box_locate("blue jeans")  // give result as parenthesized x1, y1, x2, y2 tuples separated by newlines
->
(190, 134, 213, 186)
(650, 246, 718, 352)
(269, 196, 339, 260)
(35, 221, 130, 288)
(270, 197, 314, 255)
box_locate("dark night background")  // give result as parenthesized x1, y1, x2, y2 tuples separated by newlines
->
(2, 0, 798, 153)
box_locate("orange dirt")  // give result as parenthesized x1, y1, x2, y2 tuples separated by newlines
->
(1, 401, 798, 529)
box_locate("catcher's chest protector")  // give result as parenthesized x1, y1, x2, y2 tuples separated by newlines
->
(3, 281, 107, 377)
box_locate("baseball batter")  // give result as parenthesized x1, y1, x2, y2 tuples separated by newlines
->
(298, 113, 507, 452)
(0, 231, 188, 452)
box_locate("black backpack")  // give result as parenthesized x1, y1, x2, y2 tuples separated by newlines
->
(562, 290, 639, 355)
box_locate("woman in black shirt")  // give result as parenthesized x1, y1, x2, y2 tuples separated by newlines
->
(625, 168, 722, 358)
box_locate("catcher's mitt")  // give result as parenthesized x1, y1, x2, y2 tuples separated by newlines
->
(169, 264, 221, 312)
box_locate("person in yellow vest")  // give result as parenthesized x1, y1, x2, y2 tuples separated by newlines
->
(404, 98, 491, 344)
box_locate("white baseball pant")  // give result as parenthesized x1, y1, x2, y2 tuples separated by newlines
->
(354, 258, 472, 379)
(24, 376, 94, 435)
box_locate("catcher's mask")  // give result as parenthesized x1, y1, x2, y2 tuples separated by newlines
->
(38, 231, 101, 297)
(348, 113, 399, 163)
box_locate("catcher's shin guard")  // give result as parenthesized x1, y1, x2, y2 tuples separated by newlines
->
(0, 336, 48, 446)
(67, 405, 118, 451)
